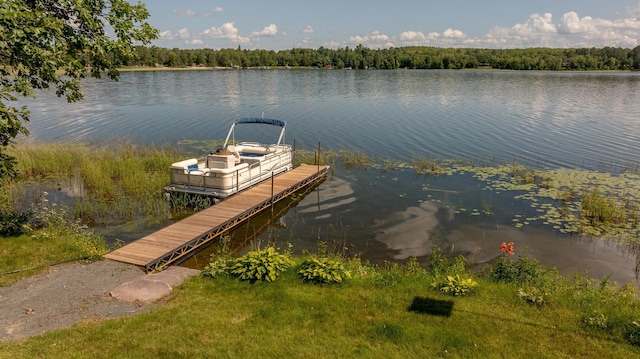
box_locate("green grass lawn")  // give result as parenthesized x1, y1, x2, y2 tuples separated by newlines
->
(2, 254, 640, 358)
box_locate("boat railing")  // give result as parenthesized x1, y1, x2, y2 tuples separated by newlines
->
(169, 146, 292, 196)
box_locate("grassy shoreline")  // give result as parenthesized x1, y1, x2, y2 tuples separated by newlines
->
(2, 141, 640, 355)
(1, 249, 640, 357)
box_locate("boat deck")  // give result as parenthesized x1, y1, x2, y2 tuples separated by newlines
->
(105, 164, 329, 272)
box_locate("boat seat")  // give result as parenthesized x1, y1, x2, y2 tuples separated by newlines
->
(170, 158, 199, 174)
(226, 145, 241, 163)
(235, 145, 274, 155)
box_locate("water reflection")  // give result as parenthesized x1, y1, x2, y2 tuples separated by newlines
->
(295, 175, 355, 218)
(373, 202, 442, 259)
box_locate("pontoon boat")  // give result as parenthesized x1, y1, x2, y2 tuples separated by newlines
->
(165, 118, 293, 198)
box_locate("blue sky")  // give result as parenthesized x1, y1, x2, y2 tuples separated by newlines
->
(146, 1, 640, 50)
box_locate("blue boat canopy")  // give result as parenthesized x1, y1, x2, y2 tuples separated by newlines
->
(235, 118, 286, 127)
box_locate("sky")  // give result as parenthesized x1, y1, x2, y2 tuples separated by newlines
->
(145, 0, 640, 50)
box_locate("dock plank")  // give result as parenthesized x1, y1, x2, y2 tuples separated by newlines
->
(104, 165, 329, 272)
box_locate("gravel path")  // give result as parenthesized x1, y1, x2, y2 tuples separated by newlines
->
(0, 260, 166, 342)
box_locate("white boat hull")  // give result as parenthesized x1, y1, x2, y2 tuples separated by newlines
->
(166, 144, 293, 198)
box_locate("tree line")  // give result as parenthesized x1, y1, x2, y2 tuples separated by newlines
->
(124, 45, 640, 71)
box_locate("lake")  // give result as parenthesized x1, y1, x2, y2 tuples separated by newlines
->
(19, 69, 640, 283)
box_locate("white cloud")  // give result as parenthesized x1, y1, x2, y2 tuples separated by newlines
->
(555, 11, 639, 47)
(398, 31, 426, 42)
(159, 30, 174, 40)
(297, 37, 314, 47)
(337, 7, 639, 50)
(159, 6, 640, 50)
(177, 28, 190, 40)
(323, 41, 342, 48)
(347, 31, 392, 48)
(202, 22, 250, 44)
(251, 24, 278, 37)
(441, 28, 466, 39)
(471, 10, 640, 48)
(369, 30, 389, 42)
(558, 12, 596, 34)
(210, 7, 224, 15)
(173, 7, 223, 17)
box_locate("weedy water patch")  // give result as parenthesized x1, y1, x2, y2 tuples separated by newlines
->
(339, 148, 371, 169)
(293, 148, 338, 167)
(307, 146, 640, 245)
(7, 141, 189, 223)
(412, 157, 449, 175)
(8, 141, 640, 248)
(449, 163, 640, 242)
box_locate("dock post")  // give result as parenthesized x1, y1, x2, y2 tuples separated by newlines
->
(317, 141, 321, 172)
(271, 172, 274, 216)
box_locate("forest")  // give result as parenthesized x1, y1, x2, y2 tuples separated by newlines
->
(122, 45, 640, 71)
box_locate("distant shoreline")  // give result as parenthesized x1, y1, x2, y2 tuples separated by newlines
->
(117, 66, 638, 73)
(118, 66, 230, 72)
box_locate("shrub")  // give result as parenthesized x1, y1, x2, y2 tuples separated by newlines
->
(0, 208, 31, 236)
(433, 274, 478, 296)
(489, 254, 556, 287)
(583, 310, 610, 331)
(625, 320, 640, 346)
(517, 287, 548, 306)
(429, 245, 466, 277)
(298, 257, 351, 284)
(202, 256, 232, 279)
(202, 236, 232, 279)
(228, 247, 292, 282)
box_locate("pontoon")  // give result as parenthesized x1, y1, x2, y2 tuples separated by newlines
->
(165, 118, 293, 198)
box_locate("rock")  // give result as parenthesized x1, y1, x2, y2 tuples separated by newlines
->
(109, 266, 200, 303)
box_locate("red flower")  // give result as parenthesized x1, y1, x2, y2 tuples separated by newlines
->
(500, 242, 515, 255)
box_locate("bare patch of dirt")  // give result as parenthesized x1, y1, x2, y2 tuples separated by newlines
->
(0, 260, 154, 342)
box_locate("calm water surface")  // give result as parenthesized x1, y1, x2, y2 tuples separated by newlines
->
(19, 70, 640, 283)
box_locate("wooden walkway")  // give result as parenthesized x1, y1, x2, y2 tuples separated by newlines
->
(105, 164, 329, 272)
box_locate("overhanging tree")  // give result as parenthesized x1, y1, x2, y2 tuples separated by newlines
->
(0, 0, 158, 179)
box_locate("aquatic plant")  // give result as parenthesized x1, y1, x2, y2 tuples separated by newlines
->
(458, 162, 640, 242)
(293, 148, 338, 167)
(412, 157, 448, 175)
(168, 192, 218, 212)
(580, 189, 628, 227)
(8, 141, 188, 223)
(341, 148, 372, 169)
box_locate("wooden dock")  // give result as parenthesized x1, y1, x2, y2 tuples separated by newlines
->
(105, 164, 329, 272)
